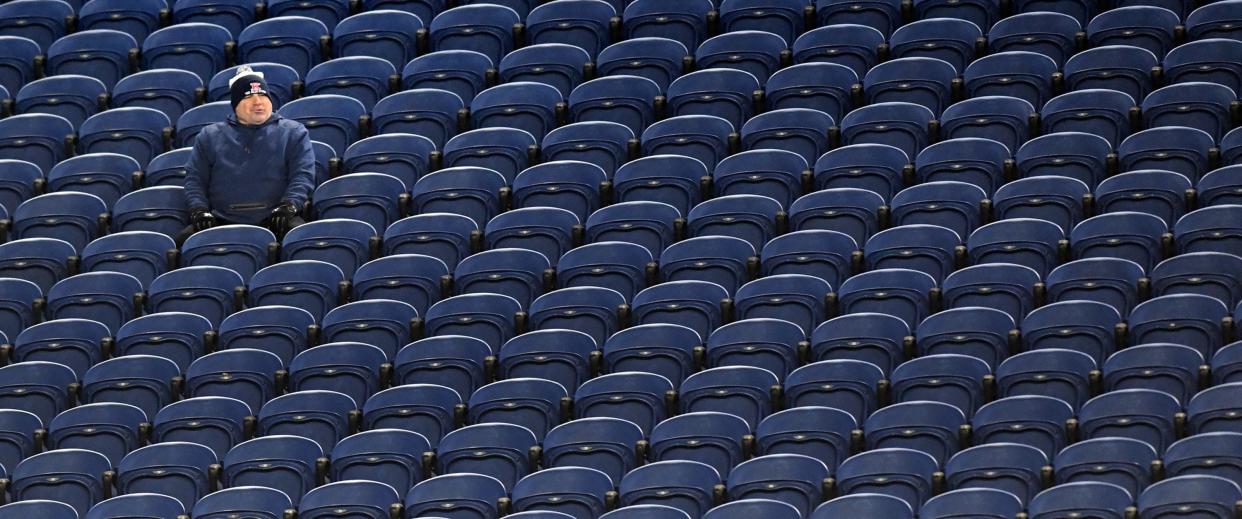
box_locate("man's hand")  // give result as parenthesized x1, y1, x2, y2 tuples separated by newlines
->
(268, 202, 299, 234)
(191, 207, 215, 231)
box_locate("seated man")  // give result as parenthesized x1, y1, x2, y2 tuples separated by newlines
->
(180, 65, 314, 243)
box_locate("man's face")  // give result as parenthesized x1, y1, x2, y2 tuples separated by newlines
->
(235, 93, 272, 125)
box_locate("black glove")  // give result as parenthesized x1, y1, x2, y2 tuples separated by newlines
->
(190, 207, 215, 231)
(268, 202, 299, 234)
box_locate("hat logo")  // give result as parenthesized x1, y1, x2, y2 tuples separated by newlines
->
(248, 82, 263, 95)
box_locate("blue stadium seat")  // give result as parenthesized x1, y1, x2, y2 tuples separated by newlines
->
(1152, 252, 1242, 308)
(865, 57, 956, 115)
(569, 75, 661, 136)
(278, 94, 367, 156)
(511, 466, 615, 519)
(455, 247, 551, 308)
(891, 353, 992, 418)
(268, 0, 348, 29)
(964, 51, 1059, 109)
(470, 82, 564, 141)
(640, 115, 732, 171)
(174, 101, 232, 148)
(543, 416, 644, 483)
(739, 109, 832, 168)
(921, 488, 1024, 519)
(362, 384, 460, 446)
(1017, 132, 1114, 189)
(80, 230, 174, 288)
(1188, 382, 1242, 435)
(597, 37, 689, 92)
(114, 311, 212, 374)
(430, 4, 520, 65)
(666, 68, 761, 130)
(990, 11, 1081, 66)
(789, 188, 886, 246)
(720, 0, 808, 46)
(914, 138, 1009, 196)
(401, 50, 493, 107)
(993, 175, 1091, 234)
(585, 201, 680, 260)
(765, 63, 856, 125)
(808, 312, 905, 374)
(687, 194, 783, 251)
(703, 499, 800, 519)
(1138, 475, 1242, 518)
(619, 460, 721, 518)
(1047, 257, 1146, 316)
(1019, 300, 1120, 368)
(0, 361, 77, 425)
(112, 69, 202, 125)
(0, 238, 74, 298)
(810, 493, 913, 519)
(530, 287, 625, 348)
(627, 286, 722, 349)
(839, 102, 936, 159)
(1164, 431, 1242, 486)
(141, 148, 191, 188)
(1041, 89, 1137, 150)
(1070, 211, 1169, 272)
(10, 316, 110, 377)
(998, 347, 1097, 412)
(0, 0, 73, 53)
(755, 406, 856, 473)
(499, 329, 597, 392)
(0, 277, 39, 339)
(940, 97, 1035, 156)
(257, 390, 356, 452)
(696, 31, 787, 87)
(660, 235, 756, 294)
(623, 0, 712, 52)
(47, 402, 146, 467)
(0, 159, 42, 217)
(557, 241, 652, 300)
(147, 265, 242, 328)
(0, 408, 41, 475)
(218, 304, 314, 366)
(77, 0, 165, 44)
(650, 409, 745, 479)
(352, 254, 448, 315)
(1063, 45, 1159, 103)
(945, 443, 1049, 504)
(305, 56, 397, 111)
(603, 322, 705, 382)
(972, 395, 1072, 462)
(811, 143, 905, 201)
(543, 121, 634, 176)
(411, 167, 508, 227)
(1142, 82, 1238, 142)
(425, 293, 523, 353)
(917, 307, 1015, 369)
(222, 435, 324, 506)
(437, 422, 538, 490)
(1129, 293, 1231, 359)
(734, 274, 829, 335)
(443, 127, 538, 184)
(865, 400, 966, 465)
(393, 335, 488, 405)
(1087, 6, 1179, 57)
(16, 75, 107, 130)
(381, 213, 476, 271)
(760, 229, 856, 289)
(342, 133, 437, 189)
(10, 449, 112, 516)
(334, 10, 423, 71)
(713, 151, 806, 213)
(1187, 0, 1242, 40)
(573, 371, 671, 437)
(911, 0, 998, 32)
(837, 268, 938, 329)
(116, 442, 216, 510)
(288, 342, 387, 405)
(512, 160, 607, 222)
(362, 0, 443, 24)
(238, 16, 329, 78)
(679, 366, 779, 429)
(1213, 341, 1242, 386)
(814, 0, 901, 36)
(1118, 127, 1215, 185)
(331, 429, 431, 495)
(864, 224, 960, 283)
(469, 378, 568, 439)
(311, 176, 403, 239)
(141, 24, 231, 85)
(298, 480, 401, 519)
(81, 354, 179, 418)
(46, 30, 137, 89)
(835, 448, 939, 510)
(45, 271, 141, 334)
(1096, 169, 1193, 227)
(500, 43, 592, 100)
(526, 0, 617, 58)
(86, 493, 184, 519)
(173, 0, 256, 39)
(791, 24, 884, 79)
(1079, 388, 1181, 453)
(888, 18, 982, 73)
(1200, 165, 1242, 206)
(248, 259, 346, 321)
(1163, 38, 1242, 95)
(191, 486, 293, 519)
(404, 473, 508, 519)
(1027, 481, 1134, 519)
(967, 219, 1064, 277)
(942, 263, 1040, 325)
(46, 153, 142, 209)
(785, 359, 884, 423)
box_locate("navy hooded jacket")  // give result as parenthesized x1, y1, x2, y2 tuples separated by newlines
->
(182, 112, 315, 224)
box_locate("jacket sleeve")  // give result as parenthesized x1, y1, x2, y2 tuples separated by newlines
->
(281, 123, 316, 208)
(182, 132, 212, 210)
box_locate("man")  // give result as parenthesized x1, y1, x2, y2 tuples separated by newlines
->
(180, 66, 315, 243)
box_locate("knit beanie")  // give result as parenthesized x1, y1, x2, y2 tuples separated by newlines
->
(229, 73, 269, 110)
